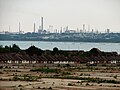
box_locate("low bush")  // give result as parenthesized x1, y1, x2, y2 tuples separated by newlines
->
(48, 87, 52, 89)
(62, 72, 71, 75)
(68, 83, 72, 86)
(30, 68, 60, 74)
(0, 71, 3, 74)
(18, 84, 22, 87)
(0, 66, 3, 69)
(38, 87, 40, 89)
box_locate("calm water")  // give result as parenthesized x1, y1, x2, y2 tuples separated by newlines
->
(0, 41, 120, 54)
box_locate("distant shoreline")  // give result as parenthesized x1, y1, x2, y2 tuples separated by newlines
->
(0, 40, 120, 43)
(1, 33, 120, 43)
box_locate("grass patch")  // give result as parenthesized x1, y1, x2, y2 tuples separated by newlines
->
(30, 68, 61, 74)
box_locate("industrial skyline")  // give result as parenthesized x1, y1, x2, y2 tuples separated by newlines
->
(0, 17, 112, 34)
(0, 0, 120, 33)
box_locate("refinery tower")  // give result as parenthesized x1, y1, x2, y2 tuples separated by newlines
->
(41, 17, 43, 31)
(38, 17, 44, 33)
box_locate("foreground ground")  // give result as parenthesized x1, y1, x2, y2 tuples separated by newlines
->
(0, 64, 120, 90)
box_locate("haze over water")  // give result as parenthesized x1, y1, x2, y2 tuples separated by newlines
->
(0, 41, 120, 54)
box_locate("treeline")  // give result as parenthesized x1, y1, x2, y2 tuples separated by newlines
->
(0, 44, 60, 55)
(0, 44, 118, 57)
(0, 44, 21, 53)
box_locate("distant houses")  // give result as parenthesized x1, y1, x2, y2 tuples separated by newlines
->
(0, 46, 120, 65)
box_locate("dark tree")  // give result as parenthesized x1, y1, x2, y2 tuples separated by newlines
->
(11, 44, 21, 52)
(53, 47, 59, 55)
(53, 47, 58, 52)
(4, 45, 10, 52)
(89, 48, 101, 54)
(0, 45, 4, 53)
(26, 45, 43, 55)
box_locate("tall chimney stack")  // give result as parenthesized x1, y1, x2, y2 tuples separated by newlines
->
(41, 17, 43, 31)
(19, 22, 20, 34)
(83, 24, 85, 33)
(9, 25, 10, 32)
(34, 23, 35, 33)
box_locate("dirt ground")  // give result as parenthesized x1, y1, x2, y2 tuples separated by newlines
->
(0, 64, 120, 90)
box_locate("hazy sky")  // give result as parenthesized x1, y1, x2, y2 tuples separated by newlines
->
(0, 0, 120, 33)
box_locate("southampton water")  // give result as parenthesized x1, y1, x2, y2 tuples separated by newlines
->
(0, 41, 120, 54)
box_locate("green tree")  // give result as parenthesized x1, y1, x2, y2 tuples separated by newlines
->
(4, 45, 10, 52)
(26, 45, 43, 55)
(11, 44, 20, 52)
(53, 47, 59, 55)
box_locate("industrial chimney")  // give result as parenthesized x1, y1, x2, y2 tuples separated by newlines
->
(19, 22, 20, 34)
(41, 17, 43, 31)
(34, 23, 35, 33)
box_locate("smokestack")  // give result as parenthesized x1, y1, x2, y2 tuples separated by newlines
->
(66, 26, 68, 31)
(60, 27, 62, 33)
(41, 17, 43, 31)
(9, 25, 10, 32)
(88, 25, 90, 32)
(83, 24, 85, 33)
(34, 23, 35, 33)
(19, 22, 20, 34)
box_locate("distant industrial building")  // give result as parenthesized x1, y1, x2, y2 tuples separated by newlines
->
(33, 23, 35, 33)
(106, 29, 110, 33)
(38, 17, 47, 34)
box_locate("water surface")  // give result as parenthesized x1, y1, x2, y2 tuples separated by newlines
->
(0, 41, 120, 54)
